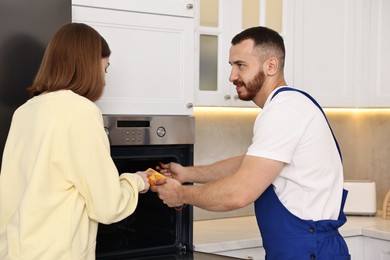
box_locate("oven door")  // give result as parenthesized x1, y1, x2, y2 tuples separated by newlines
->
(96, 144, 193, 259)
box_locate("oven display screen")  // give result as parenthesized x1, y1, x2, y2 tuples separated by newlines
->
(117, 120, 150, 128)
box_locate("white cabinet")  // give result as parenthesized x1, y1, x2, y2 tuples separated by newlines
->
(72, 2, 195, 115)
(365, 0, 390, 107)
(72, 0, 194, 17)
(328, 236, 390, 260)
(344, 236, 364, 260)
(363, 237, 390, 259)
(215, 246, 266, 260)
(194, 0, 244, 107)
(284, 0, 359, 107)
(285, 0, 390, 108)
(194, 0, 283, 107)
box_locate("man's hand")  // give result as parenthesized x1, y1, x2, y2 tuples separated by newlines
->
(150, 177, 184, 207)
(157, 162, 187, 184)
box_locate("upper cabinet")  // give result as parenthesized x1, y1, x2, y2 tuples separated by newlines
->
(284, 0, 390, 108)
(365, 0, 390, 107)
(194, 0, 283, 107)
(72, 0, 194, 17)
(283, 0, 359, 107)
(196, 0, 390, 108)
(72, 1, 195, 115)
(71, 0, 389, 110)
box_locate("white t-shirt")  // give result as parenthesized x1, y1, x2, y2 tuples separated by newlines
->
(247, 87, 344, 221)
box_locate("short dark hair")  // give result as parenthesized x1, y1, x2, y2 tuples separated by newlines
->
(231, 26, 285, 68)
(28, 23, 111, 101)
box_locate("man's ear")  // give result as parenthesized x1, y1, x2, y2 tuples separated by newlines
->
(264, 57, 279, 76)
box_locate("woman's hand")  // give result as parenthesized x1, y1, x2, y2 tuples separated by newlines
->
(135, 171, 150, 194)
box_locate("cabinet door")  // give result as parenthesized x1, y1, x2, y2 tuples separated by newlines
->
(286, 0, 361, 107)
(72, 0, 194, 17)
(365, 0, 390, 106)
(195, 0, 235, 107)
(344, 236, 364, 260)
(363, 237, 390, 259)
(73, 6, 194, 115)
(195, 0, 283, 107)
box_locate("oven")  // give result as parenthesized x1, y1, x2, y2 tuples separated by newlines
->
(98, 115, 194, 259)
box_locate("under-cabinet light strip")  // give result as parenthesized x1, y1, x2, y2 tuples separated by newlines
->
(194, 107, 390, 114)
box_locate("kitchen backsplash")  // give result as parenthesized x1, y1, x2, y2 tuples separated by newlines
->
(193, 108, 390, 220)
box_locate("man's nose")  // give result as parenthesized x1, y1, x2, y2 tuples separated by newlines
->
(229, 68, 238, 83)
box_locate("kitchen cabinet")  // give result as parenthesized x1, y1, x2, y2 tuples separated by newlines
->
(195, 0, 241, 107)
(212, 235, 390, 260)
(196, 0, 390, 108)
(283, 0, 358, 107)
(344, 236, 364, 260)
(72, 1, 195, 115)
(194, 0, 283, 107)
(71, 0, 194, 17)
(214, 246, 265, 260)
(284, 0, 390, 107)
(364, 0, 390, 107)
(363, 237, 390, 259)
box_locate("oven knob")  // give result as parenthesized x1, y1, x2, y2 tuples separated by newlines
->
(156, 127, 166, 137)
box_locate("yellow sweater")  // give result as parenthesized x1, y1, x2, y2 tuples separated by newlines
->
(0, 90, 145, 260)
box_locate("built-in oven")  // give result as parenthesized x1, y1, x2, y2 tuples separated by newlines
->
(98, 115, 195, 259)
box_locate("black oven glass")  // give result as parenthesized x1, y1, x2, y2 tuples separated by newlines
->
(96, 145, 193, 259)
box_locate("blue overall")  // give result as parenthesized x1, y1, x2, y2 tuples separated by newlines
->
(254, 87, 350, 259)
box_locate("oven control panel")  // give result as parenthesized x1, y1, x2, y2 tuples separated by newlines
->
(104, 126, 150, 145)
(103, 115, 194, 145)
(122, 129, 144, 144)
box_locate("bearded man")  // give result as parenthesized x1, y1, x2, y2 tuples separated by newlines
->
(151, 26, 350, 260)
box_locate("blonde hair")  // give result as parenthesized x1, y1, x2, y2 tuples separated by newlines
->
(28, 23, 111, 102)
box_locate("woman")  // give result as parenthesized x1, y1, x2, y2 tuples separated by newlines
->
(0, 23, 149, 260)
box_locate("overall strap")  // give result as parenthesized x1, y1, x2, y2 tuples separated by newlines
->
(271, 87, 342, 161)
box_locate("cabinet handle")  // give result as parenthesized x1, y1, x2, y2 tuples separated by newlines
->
(224, 95, 231, 100)
(233, 95, 239, 100)
(186, 103, 194, 109)
(186, 3, 193, 10)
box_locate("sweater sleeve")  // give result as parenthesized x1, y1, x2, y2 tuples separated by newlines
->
(62, 103, 145, 224)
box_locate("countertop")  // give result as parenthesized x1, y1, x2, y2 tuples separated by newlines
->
(193, 215, 390, 254)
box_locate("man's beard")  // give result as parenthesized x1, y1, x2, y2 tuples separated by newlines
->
(234, 70, 265, 101)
